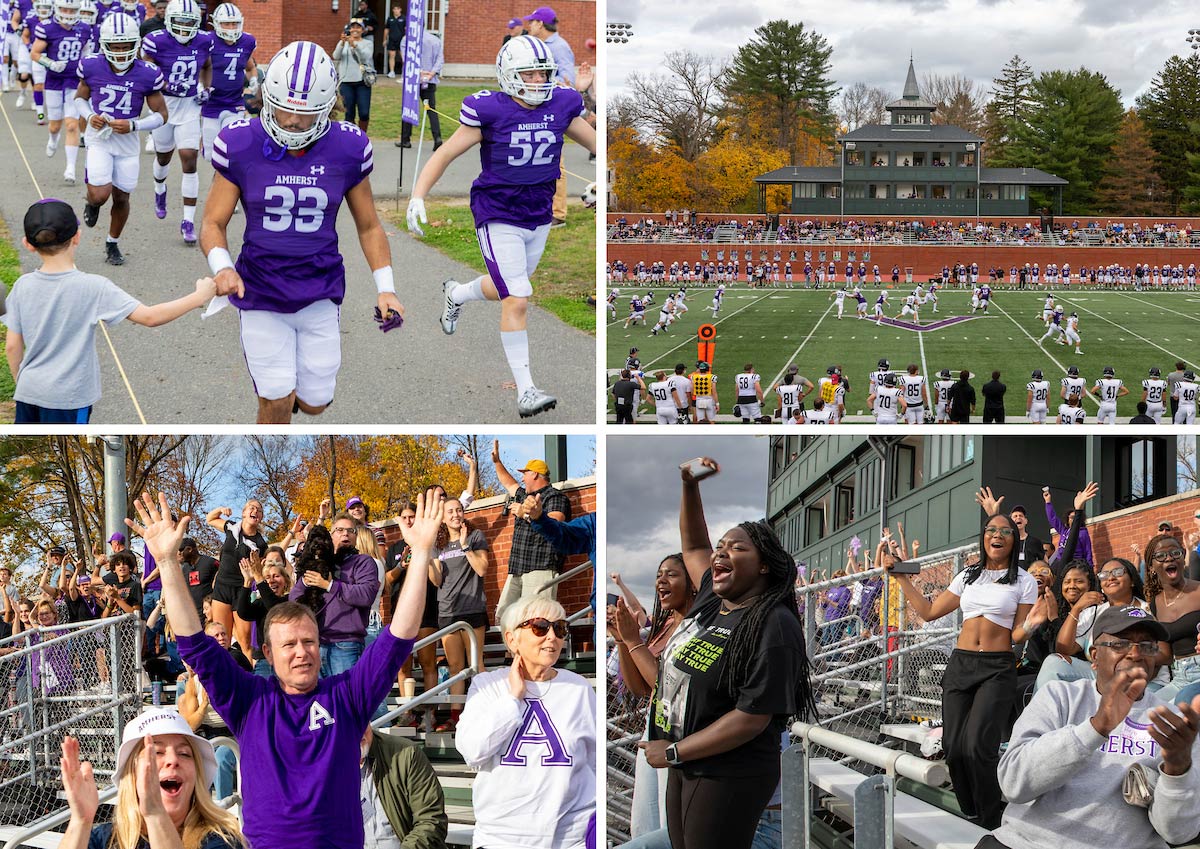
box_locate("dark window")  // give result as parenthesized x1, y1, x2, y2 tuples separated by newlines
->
(805, 505, 826, 546)
(834, 479, 856, 529)
(1116, 438, 1167, 507)
(891, 443, 917, 498)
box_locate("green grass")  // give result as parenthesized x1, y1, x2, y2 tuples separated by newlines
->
(0, 217, 20, 408)
(384, 199, 596, 333)
(606, 285, 1200, 421)
(359, 82, 481, 143)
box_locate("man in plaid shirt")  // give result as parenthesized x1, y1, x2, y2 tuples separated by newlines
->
(491, 439, 571, 622)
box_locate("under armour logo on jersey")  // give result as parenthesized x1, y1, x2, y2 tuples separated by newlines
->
(499, 698, 572, 766)
(307, 700, 335, 731)
(310, 165, 326, 175)
(542, 113, 555, 122)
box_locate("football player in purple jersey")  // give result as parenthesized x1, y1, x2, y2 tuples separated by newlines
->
(30, 0, 88, 183)
(140, 0, 212, 244)
(75, 11, 167, 265)
(6, 0, 34, 110)
(406, 35, 595, 419)
(198, 2, 254, 159)
(27, 0, 52, 122)
(200, 40, 406, 424)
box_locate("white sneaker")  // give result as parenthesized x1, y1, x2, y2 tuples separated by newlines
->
(517, 386, 557, 418)
(387, 71, 396, 78)
(439, 279, 462, 335)
(63, 172, 75, 184)
(46, 137, 58, 157)
(145, 135, 154, 153)
(15, 92, 24, 109)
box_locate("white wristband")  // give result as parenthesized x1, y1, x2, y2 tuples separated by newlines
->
(207, 247, 234, 275)
(373, 266, 396, 294)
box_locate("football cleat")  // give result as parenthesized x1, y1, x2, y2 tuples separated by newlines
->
(439, 279, 462, 335)
(104, 241, 125, 265)
(46, 136, 58, 157)
(154, 190, 167, 219)
(517, 386, 557, 418)
(180, 219, 197, 244)
(82, 203, 100, 228)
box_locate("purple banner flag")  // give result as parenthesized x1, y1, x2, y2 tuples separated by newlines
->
(401, 0, 425, 126)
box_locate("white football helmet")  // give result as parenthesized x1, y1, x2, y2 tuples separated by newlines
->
(78, 0, 98, 24)
(211, 2, 243, 44)
(120, 0, 140, 10)
(34, 0, 54, 20)
(99, 12, 140, 70)
(164, 0, 201, 43)
(261, 41, 338, 150)
(54, 0, 81, 26)
(496, 35, 557, 105)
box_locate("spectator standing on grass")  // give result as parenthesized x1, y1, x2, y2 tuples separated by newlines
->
(396, 29, 443, 151)
(981, 370, 1006, 424)
(522, 6, 574, 227)
(947, 370, 975, 424)
(1169, 361, 1187, 420)
(384, 3, 403, 78)
(333, 19, 373, 132)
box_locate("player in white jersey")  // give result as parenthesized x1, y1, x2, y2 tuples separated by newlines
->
(1058, 394, 1086, 424)
(1174, 371, 1199, 425)
(673, 287, 688, 316)
(1092, 366, 1128, 425)
(933, 368, 955, 423)
(772, 367, 811, 421)
(868, 358, 890, 396)
(970, 285, 981, 312)
(1063, 312, 1082, 354)
(666, 365, 692, 424)
(868, 372, 905, 425)
(1026, 369, 1050, 423)
(1141, 367, 1168, 424)
(899, 364, 929, 424)
(647, 369, 686, 425)
(650, 294, 675, 335)
(830, 286, 847, 319)
(1040, 306, 1065, 344)
(733, 364, 765, 423)
(872, 291, 887, 325)
(710, 284, 724, 317)
(895, 293, 919, 323)
(1040, 294, 1055, 325)
(804, 399, 834, 424)
(606, 288, 618, 319)
(1060, 366, 1085, 403)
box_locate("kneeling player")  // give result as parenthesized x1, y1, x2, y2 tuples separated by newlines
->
(1058, 393, 1086, 424)
(407, 36, 595, 418)
(76, 13, 168, 266)
(200, 41, 405, 424)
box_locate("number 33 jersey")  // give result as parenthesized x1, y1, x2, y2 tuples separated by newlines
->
(461, 86, 584, 229)
(211, 118, 374, 313)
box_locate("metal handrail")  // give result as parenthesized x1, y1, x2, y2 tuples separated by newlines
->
(791, 720, 947, 786)
(2, 787, 118, 849)
(537, 560, 593, 595)
(372, 620, 482, 728)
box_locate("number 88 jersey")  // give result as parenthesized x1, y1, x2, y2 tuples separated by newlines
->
(461, 85, 584, 230)
(211, 118, 373, 313)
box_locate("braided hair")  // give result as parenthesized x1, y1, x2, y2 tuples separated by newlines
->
(696, 520, 817, 720)
(1050, 559, 1101, 642)
(647, 554, 693, 644)
(1142, 533, 1181, 607)
(961, 513, 1021, 586)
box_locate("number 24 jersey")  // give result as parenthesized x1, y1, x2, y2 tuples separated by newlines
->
(460, 86, 585, 230)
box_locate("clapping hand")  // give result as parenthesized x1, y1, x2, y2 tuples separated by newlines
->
(1150, 698, 1200, 776)
(61, 736, 99, 824)
(135, 734, 167, 819)
(523, 493, 543, 521)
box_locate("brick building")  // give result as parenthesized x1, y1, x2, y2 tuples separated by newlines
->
(236, 0, 596, 78)
(375, 476, 596, 645)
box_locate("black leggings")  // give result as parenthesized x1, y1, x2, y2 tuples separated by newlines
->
(942, 649, 1017, 831)
(666, 767, 777, 849)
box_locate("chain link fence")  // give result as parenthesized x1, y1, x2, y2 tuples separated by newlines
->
(0, 615, 141, 833)
(603, 544, 977, 845)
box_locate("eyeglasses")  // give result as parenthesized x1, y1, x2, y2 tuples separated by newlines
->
(1151, 549, 1186, 563)
(1095, 639, 1158, 656)
(983, 527, 1015, 538)
(331, 526, 357, 536)
(1098, 566, 1128, 581)
(517, 618, 568, 638)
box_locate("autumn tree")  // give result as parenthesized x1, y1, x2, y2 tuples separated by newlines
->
(608, 126, 694, 210)
(621, 51, 724, 161)
(692, 136, 790, 212)
(1094, 110, 1171, 216)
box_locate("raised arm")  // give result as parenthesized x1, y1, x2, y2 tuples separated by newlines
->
(391, 490, 444, 639)
(491, 440, 519, 495)
(128, 493, 201, 638)
(679, 458, 718, 590)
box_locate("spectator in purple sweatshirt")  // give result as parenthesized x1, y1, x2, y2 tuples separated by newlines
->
(1044, 487, 1092, 569)
(819, 573, 853, 646)
(131, 488, 444, 849)
(289, 511, 382, 677)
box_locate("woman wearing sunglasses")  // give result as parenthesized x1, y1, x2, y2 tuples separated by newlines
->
(637, 458, 813, 849)
(456, 596, 595, 849)
(1145, 530, 1200, 703)
(887, 493, 1045, 830)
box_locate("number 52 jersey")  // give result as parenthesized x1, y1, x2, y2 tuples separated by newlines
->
(460, 85, 584, 230)
(211, 118, 374, 313)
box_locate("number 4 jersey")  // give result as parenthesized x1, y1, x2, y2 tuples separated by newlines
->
(460, 86, 584, 229)
(211, 118, 373, 313)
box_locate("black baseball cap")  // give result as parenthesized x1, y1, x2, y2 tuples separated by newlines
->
(24, 199, 78, 249)
(1092, 605, 1168, 642)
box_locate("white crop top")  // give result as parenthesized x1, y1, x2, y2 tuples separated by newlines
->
(947, 567, 1038, 629)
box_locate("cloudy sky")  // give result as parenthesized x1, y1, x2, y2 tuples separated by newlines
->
(606, 435, 768, 607)
(605, 0, 1197, 108)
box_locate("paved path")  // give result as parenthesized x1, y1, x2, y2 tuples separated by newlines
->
(0, 92, 598, 425)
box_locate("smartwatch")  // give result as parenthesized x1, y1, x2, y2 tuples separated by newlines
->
(665, 743, 683, 766)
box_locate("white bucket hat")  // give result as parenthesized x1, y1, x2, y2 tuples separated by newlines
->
(113, 708, 218, 789)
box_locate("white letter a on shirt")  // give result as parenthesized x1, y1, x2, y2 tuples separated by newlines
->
(308, 700, 336, 731)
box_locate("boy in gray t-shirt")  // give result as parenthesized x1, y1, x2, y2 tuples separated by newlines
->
(3, 199, 215, 424)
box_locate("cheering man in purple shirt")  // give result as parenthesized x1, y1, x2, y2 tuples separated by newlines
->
(1044, 486, 1092, 567)
(407, 35, 595, 419)
(130, 486, 444, 849)
(201, 40, 406, 424)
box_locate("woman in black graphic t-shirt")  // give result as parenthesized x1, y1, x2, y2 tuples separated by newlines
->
(640, 458, 813, 849)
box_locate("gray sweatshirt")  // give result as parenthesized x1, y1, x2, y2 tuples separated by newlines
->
(993, 679, 1200, 848)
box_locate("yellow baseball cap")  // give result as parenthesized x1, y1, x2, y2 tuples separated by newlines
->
(519, 459, 550, 476)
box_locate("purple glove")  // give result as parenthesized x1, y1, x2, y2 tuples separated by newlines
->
(374, 306, 404, 333)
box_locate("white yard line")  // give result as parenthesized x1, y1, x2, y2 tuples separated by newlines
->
(990, 301, 1101, 409)
(764, 302, 838, 393)
(1057, 298, 1200, 371)
(637, 293, 777, 369)
(1112, 292, 1200, 327)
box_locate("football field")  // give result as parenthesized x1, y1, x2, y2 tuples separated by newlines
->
(605, 286, 1200, 422)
